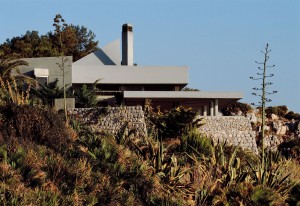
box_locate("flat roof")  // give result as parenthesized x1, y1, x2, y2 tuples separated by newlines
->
(72, 65, 189, 85)
(123, 91, 244, 99)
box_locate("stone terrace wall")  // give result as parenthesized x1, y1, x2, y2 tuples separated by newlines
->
(69, 106, 147, 137)
(199, 116, 258, 154)
(69, 107, 259, 154)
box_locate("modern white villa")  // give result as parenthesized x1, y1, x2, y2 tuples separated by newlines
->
(72, 24, 243, 115)
(18, 24, 243, 115)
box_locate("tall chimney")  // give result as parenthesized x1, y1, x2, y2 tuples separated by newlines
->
(122, 23, 133, 66)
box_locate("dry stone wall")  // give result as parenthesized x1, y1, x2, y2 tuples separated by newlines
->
(199, 116, 258, 154)
(69, 106, 260, 154)
(69, 106, 147, 137)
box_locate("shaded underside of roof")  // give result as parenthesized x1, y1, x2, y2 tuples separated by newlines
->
(123, 91, 243, 99)
(123, 91, 243, 109)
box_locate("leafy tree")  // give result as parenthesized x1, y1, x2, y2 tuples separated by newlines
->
(0, 15, 99, 61)
(56, 25, 98, 61)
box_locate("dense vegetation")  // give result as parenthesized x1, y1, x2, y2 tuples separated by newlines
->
(0, 71, 299, 205)
(0, 96, 299, 205)
(0, 15, 98, 62)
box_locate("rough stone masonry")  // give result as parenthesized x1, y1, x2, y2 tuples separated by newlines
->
(69, 106, 259, 154)
(68, 106, 147, 138)
(198, 116, 258, 154)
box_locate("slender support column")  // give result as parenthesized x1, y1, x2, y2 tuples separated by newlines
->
(210, 101, 214, 116)
(203, 105, 207, 116)
(214, 99, 219, 116)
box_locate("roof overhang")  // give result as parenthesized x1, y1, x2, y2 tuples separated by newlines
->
(123, 91, 243, 99)
(72, 65, 188, 85)
(123, 91, 244, 109)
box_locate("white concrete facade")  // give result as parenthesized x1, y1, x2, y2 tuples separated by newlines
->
(72, 65, 189, 84)
(71, 24, 244, 115)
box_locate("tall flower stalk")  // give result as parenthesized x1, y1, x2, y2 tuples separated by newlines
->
(250, 43, 277, 168)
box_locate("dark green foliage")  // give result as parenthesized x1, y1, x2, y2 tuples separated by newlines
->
(0, 16, 98, 62)
(221, 102, 252, 116)
(265, 105, 288, 118)
(250, 186, 280, 205)
(30, 79, 65, 106)
(148, 106, 199, 139)
(284, 111, 300, 120)
(288, 183, 300, 205)
(180, 127, 213, 157)
(73, 84, 98, 108)
(279, 138, 300, 163)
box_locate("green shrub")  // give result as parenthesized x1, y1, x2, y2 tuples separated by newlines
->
(181, 127, 213, 157)
(284, 111, 300, 120)
(265, 105, 288, 118)
(73, 84, 98, 108)
(221, 102, 252, 116)
(30, 79, 65, 106)
(147, 106, 199, 139)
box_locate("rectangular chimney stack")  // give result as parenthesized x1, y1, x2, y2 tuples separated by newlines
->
(122, 23, 133, 66)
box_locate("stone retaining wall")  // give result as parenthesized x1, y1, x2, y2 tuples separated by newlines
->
(69, 106, 147, 137)
(69, 107, 259, 154)
(199, 116, 258, 154)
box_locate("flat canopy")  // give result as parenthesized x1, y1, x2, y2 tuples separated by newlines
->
(123, 91, 244, 99)
(72, 65, 189, 85)
(123, 91, 244, 109)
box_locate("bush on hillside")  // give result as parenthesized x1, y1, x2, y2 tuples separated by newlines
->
(284, 111, 300, 121)
(265, 105, 288, 118)
(146, 106, 199, 139)
(73, 84, 98, 108)
(221, 102, 252, 116)
(0, 104, 72, 150)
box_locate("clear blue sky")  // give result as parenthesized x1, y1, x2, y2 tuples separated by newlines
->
(1, 0, 300, 112)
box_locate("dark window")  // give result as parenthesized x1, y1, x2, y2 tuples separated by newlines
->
(36, 77, 48, 86)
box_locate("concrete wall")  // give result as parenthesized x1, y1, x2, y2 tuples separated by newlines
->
(55, 98, 75, 110)
(199, 116, 258, 154)
(18, 56, 73, 89)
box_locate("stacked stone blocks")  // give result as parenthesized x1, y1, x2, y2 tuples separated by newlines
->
(199, 116, 258, 154)
(69, 106, 147, 137)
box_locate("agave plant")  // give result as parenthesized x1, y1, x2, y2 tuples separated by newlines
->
(246, 150, 298, 200)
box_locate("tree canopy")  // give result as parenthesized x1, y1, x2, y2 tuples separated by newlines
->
(0, 14, 99, 62)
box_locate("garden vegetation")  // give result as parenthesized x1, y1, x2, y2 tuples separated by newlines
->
(0, 86, 299, 205)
